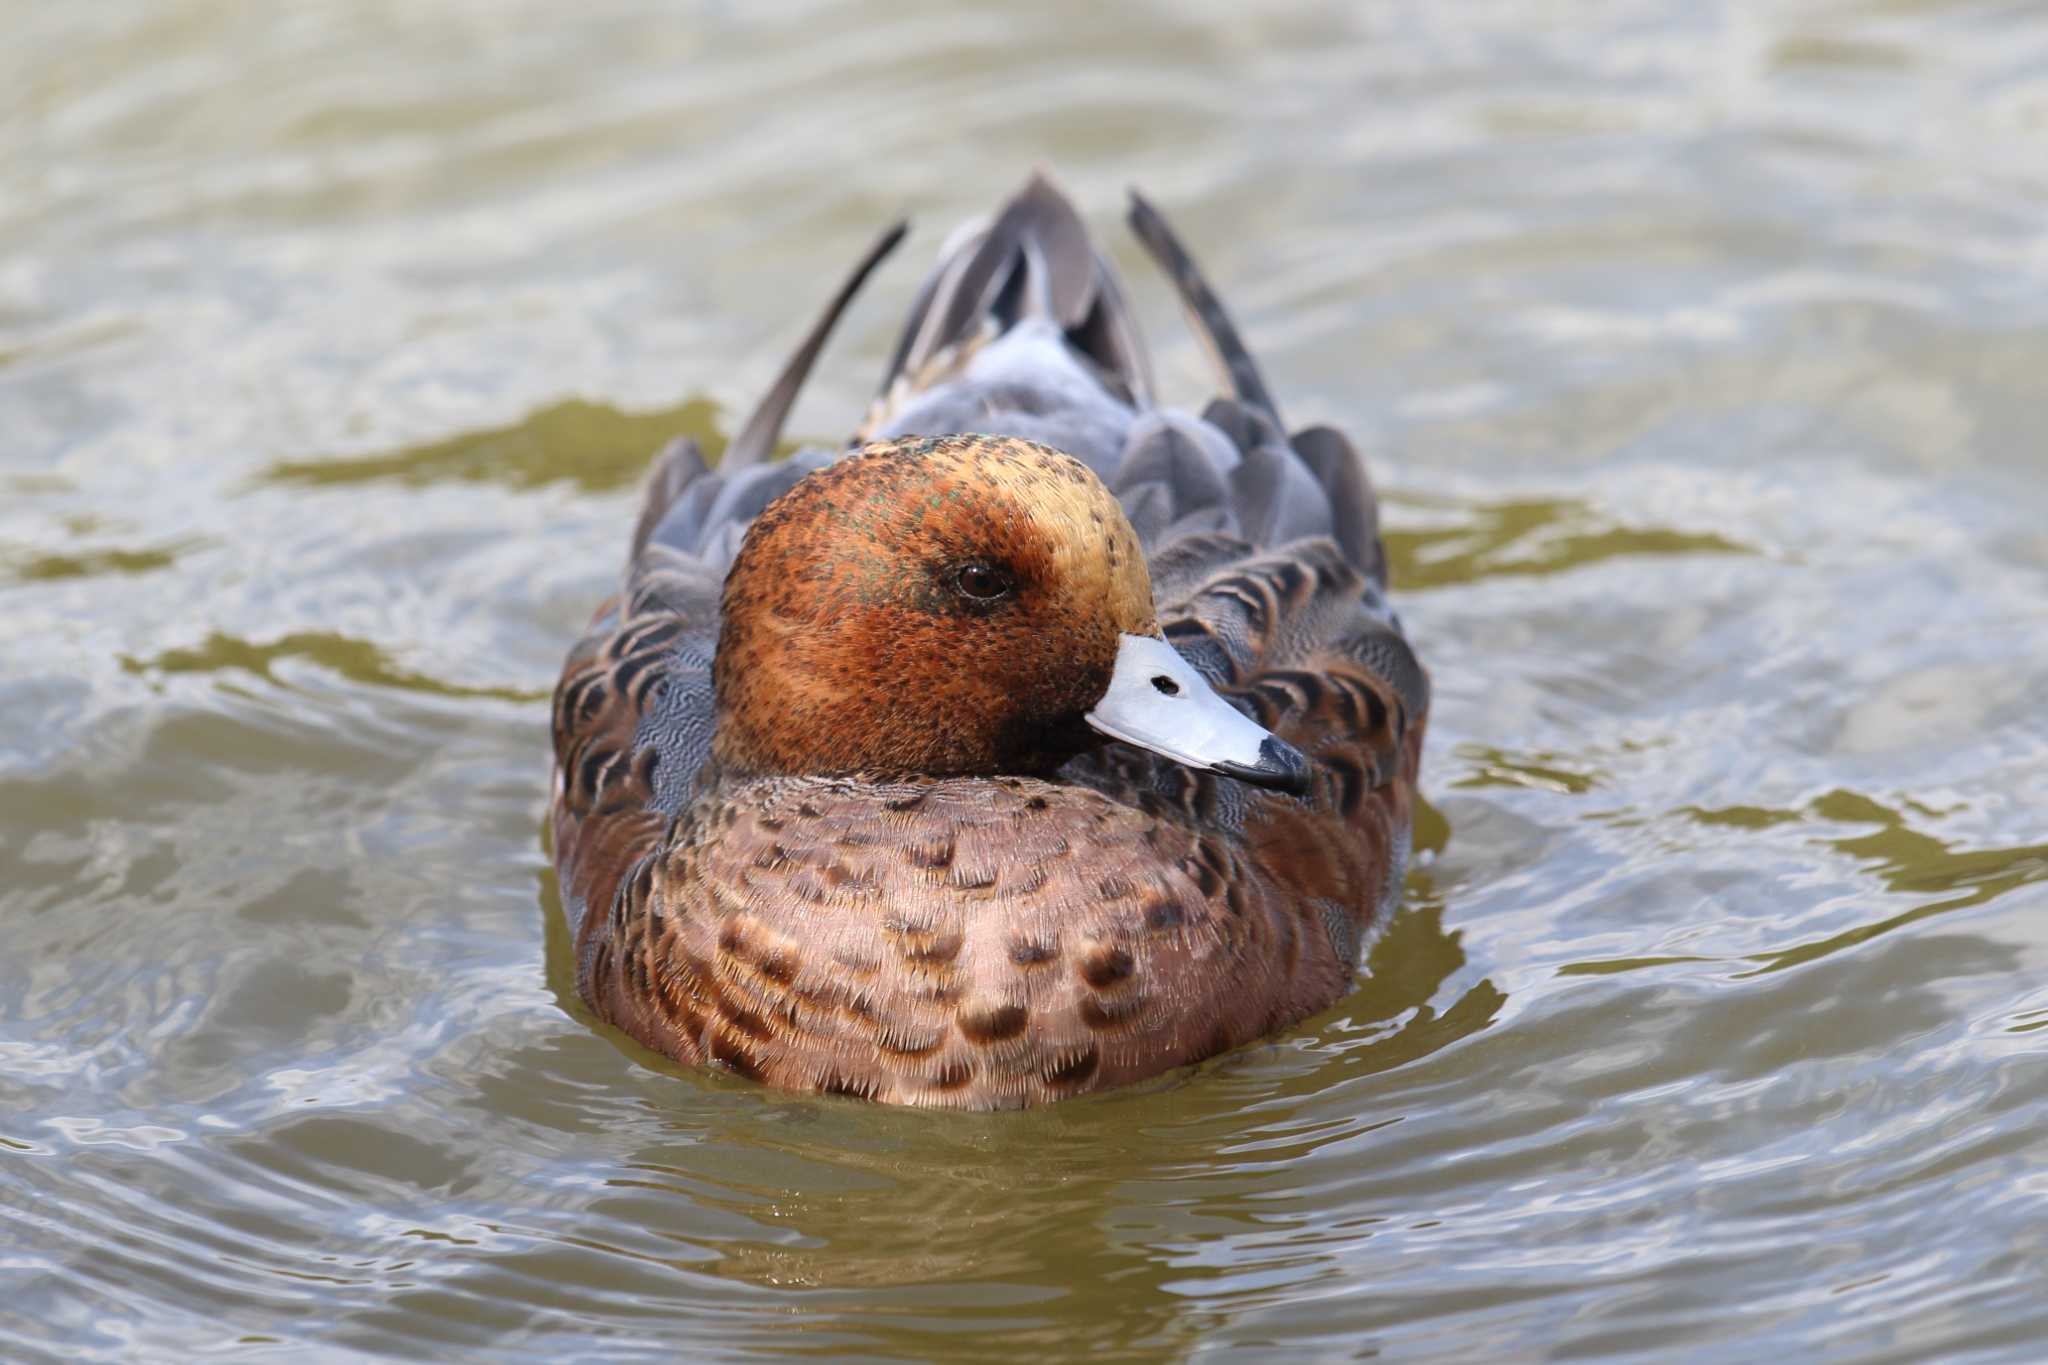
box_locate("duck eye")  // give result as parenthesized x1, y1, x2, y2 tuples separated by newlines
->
(952, 560, 1014, 602)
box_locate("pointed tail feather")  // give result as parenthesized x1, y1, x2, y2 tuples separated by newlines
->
(1126, 190, 1281, 429)
(1128, 192, 1384, 584)
(724, 219, 908, 471)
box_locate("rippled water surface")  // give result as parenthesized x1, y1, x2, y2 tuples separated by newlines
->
(6, 2, 2048, 1359)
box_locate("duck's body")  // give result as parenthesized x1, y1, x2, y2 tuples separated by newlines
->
(551, 177, 1427, 1108)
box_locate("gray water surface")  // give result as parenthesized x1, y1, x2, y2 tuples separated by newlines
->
(5, 2, 2048, 1360)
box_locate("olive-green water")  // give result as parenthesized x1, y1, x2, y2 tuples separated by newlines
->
(5, 2, 2048, 1360)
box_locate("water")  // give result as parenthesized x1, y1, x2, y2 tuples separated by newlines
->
(5, 1, 2048, 1359)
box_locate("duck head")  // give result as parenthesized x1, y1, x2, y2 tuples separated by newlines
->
(712, 434, 1310, 793)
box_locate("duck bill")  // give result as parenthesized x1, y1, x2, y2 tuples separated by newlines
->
(1083, 634, 1312, 795)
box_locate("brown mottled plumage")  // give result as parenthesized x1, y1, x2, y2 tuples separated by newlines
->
(551, 176, 1428, 1108)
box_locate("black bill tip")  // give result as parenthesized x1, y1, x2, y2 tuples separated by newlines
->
(1213, 735, 1314, 797)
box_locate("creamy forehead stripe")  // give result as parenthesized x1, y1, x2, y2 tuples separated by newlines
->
(921, 438, 1154, 632)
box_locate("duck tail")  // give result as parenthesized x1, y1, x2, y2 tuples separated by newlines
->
(626, 219, 903, 578)
(721, 218, 909, 472)
(1123, 190, 1387, 585)
(1125, 190, 1280, 430)
(861, 170, 1154, 439)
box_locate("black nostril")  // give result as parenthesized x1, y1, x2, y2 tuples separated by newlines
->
(1151, 675, 1180, 696)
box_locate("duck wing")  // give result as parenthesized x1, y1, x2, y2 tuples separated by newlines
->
(1071, 195, 1428, 974)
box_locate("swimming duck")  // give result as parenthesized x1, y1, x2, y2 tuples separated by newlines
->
(551, 175, 1428, 1108)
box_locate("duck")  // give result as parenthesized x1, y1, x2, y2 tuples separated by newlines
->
(550, 174, 1428, 1109)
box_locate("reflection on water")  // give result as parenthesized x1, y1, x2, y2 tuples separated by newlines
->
(6, 0, 2048, 1359)
(124, 632, 546, 704)
(2, 541, 201, 585)
(1740, 790, 2048, 975)
(258, 398, 730, 493)
(1386, 494, 1751, 592)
